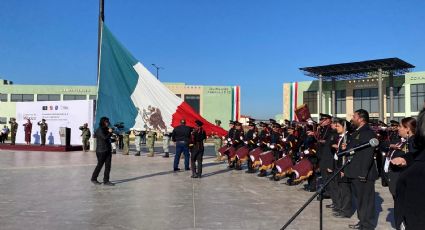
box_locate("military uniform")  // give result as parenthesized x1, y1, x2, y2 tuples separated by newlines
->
(79, 124, 91, 151)
(37, 120, 48, 146)
(122, 132, 130, 155)
(9, 119, 18, 145)
(245, 122, 258, 173)
(190, 120, 207, 178)
(147, 130, 157, 157)
(162, 131, 171, 158)
(213, 120, 223, 161)
(133, 129, 143, 156)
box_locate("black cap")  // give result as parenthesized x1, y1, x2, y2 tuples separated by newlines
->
(195, 120, 203, 127)
(248, 122, 256, 127)
(272, 123, 281, 128)
(248, 118, 256, 123)
(390, 120, 400, 126)
(319, 113, 332, 120)
(41, 119, 46, 121)
(378, 120, 388, 127)
(215, 119, 221, 124)
(229, 120, 234, 124)
(234, 121, 242, 126)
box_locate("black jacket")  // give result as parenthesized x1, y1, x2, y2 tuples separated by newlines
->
(172, 125, 192, 143)
(317, 126, 336, 171)
(95, 127, 112, 153)
(191, 128, 206, 152)
(395, 148, 425, 230)
(344, 124, 378, 180)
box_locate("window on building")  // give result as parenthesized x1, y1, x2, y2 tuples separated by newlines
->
(63, 95, 87, 100)
(89, 95, 97, 100)
(411, 84, 425, 112)
(37, 94, 60, 101)
(0, 117, 6, 124)
(0, 94, 7, 102)
(353, 88, 378, 113)
(303, 91, 317, 114)
(11, 94, 34, 102)
(184, 94, 200, 113)
(386, 87, 405, 113)
(335, 90, 346, 114)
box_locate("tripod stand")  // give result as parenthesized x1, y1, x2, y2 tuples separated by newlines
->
(281, 158, 351, 230)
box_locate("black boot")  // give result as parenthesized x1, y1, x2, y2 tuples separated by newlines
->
(163, 152, 169, 158)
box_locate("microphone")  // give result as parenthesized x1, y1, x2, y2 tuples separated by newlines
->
(337, 138, 379, 157)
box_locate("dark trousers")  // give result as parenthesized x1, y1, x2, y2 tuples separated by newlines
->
(174, 141, 189, 170)
(321, 168, 336, 198)
(335, 180, 352, 216)
(351, 179, 376, 230)
(41, 133, 46, 145)
(91, 151, 112, 182)
(191, 149, 204, 176)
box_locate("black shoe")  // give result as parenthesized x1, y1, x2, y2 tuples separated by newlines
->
(91, 180, 101, 185)
(185, 168, 190, 171)
(197, 174, 202, 178)
(103, 181, 115, 186)
(174, 168, 181, 172)
(257, 171, 267, 177)
(163, 153, 169, 158)
(245, 169, 256, 174)
(191, 174, 198, 178)
(326, 204, 335, 209)
(348, 223, 360, 229)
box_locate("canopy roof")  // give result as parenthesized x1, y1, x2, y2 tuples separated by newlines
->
(300, 58, 415, 80)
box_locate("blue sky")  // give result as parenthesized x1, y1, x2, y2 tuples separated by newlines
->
(1, 0, 424, 119)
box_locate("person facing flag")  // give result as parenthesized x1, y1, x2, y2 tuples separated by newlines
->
(96, 24, 227, 137)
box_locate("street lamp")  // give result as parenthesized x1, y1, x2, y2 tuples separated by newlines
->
(151, 64, 164, 80)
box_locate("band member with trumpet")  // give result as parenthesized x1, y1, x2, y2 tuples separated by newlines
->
(37, 119, 48, 146)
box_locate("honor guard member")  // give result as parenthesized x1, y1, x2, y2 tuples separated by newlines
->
(146, 129, 157, 157)
(245, 122, 259, 173)
(345, 109, 378, 230)
(9, 118, 18, 145)
(190, 120, 207, 178)
(229, 121, 244, 167)
(225, 120, 236, 146)
(258, 122, 271, 149)
(122, 130, 130, 155)
(270, 123, 283, 160)
(79, 123, 91, 152)
(37, 119, 48, 146)
(132, 128, 143, 156)
(213, 120, 223, 162)
(162, 129, 172, 158)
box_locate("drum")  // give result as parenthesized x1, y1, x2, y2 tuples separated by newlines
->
(259, 151, 275, 170)
(292, 158, 313, 183)
(228, 147, 237, 160)
(236, 146, 250, 162)
(274, 156, 294, 178)
(249, 147, 263, 167)
(218, 146, 229, 156)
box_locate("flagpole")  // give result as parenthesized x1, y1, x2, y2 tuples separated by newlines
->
(97, 0, 104, 84)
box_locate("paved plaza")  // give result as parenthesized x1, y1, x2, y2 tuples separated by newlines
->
(0, 144, 395, 230)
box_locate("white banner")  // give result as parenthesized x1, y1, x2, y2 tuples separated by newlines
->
(15, 100, 94, 145)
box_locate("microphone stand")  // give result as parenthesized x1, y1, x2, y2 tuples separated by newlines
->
(281, 156, 352, 230)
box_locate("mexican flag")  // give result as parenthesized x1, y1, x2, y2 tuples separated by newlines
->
(96, 24, 227, 136)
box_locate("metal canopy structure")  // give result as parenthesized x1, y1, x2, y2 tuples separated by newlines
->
(298, 58, 415, 122)
(299, 58, 415, 81)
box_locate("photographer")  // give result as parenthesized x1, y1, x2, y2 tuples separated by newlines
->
(37, 119, 48, 146)
(91, 117, 114, 186)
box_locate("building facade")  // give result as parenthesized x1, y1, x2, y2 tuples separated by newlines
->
(0, 79, 241, 126)
(283, 71, 425, 122)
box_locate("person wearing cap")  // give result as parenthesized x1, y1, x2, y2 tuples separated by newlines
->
(37, 119, 48, 146)
(146, 128, 157, 157)
(229, 121, 244, 168)
(316, 113, 335, 197)
(258, 122, 271, 150)
(91, 116, 114, 186)
(79, 123, 91, 152)
(345, 109, 378, 230)
(190, 120, 207, 178)
(244, 122, 258, 173)
(23, 119, 32, 145)
(225, 120, 236, 146)
(388, 120, 401, 145)
(212, 120, 223, 162)
(171, 119, 193, 171)
(8, 118, 18, 145)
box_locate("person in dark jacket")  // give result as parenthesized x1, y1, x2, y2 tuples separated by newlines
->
(392, 108, 425, 230)
(345, 109, 378, 230)
(91, 117, 114, 186)
(190, 120, 207, 178)
(172, 119, 193, 171)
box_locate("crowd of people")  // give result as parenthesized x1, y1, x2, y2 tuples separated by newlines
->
(216, 109, 425, 230)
